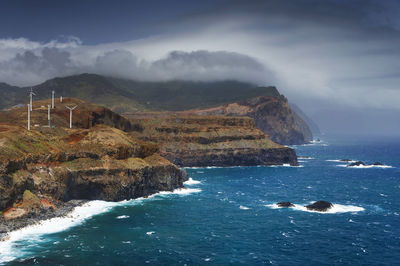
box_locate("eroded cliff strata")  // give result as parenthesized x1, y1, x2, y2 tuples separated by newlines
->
(184, 95, 313, 145)
(127, 115, 298, 167)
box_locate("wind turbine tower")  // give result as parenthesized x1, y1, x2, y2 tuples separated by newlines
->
(27, 104, 31, 130)
(51, 90, 55, 108)
(28, 88, 36, 111)
(48, 105, 51, 127)
(66, 105, 77, 129)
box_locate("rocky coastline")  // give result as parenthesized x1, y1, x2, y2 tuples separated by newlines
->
(0, 97, 299, 239)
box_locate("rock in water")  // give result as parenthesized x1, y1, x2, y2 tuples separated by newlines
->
(277, 202, 294, 207)
(305, 201, 333, 212)
(339, 159, 352, 162)
(347, 161, 365, 167)
(373, 162, 383, 165)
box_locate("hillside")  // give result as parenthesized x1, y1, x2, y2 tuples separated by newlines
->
(0, 99, 187, 227)
(0, 74, 315, 144)
(0, 74, 278, 113)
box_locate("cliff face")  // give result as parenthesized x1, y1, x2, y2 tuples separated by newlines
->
(0, 101, 186, 217)
(127, 115, 298, 167)
(186, 95, 313, 145)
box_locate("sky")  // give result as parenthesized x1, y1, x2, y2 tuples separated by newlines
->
(0, 0, 399, 135)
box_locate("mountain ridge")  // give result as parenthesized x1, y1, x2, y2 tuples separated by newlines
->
(0, 73, 316, 144)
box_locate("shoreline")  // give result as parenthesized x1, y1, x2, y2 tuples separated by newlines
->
(0, 182, 200, 242)
(0, 199, 87, 241)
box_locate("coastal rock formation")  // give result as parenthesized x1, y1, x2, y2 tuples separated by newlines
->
(127, 115, 298, 167)
(0, 100, 188, 218)
(0, 124, 187, 212)
(347, 161, 366, 167)
(183, 94, 313, 145)
(305, 201, 333, 212)
(277, 202, 295, 208)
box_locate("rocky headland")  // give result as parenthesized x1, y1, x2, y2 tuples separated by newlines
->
(0, 98, 187, 236)
(182, 93, 313, 145)
(0, 97, 299, 236)
(0, 74, 315, 145)
(125, 114, 298, 167)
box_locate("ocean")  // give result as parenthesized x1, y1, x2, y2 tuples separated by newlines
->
(1, 135, 399, 265)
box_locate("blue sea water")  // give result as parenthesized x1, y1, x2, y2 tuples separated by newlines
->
(1, 135, 400, 265)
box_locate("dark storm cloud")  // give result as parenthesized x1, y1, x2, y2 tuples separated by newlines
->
(149, 50, 269, 82)
(0, 47, 269, 85)
(93, 49, 269, 83)
(0, 47, 77, 85)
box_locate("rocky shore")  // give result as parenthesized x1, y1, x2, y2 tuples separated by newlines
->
(0, 97, 298, 238)
(0, 199, 86, 241)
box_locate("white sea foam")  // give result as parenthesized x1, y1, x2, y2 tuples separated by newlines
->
(298, 157, 314, 160)
(116, 215, 130, 219)
(269, 164, 304, 168)
(157, 187, 201, 196)
(265, 203, 365, 214)
(326, 159, 356, 163)
(0, 186, 201, 264)
(183, 178, 201, 186)
(336, 164, 393, 169)
(239, 205, 250, 210)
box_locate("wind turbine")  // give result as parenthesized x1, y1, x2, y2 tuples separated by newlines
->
(66, 105, 77, 128)
(51, 90, 55, 108)
(27, 104, 31, 130)
(48, 105, 51, 127)
(28, 88, 36, 111)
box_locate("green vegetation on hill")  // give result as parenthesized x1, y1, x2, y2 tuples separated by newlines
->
(108, 77, 280, 111)
(0, 74, 280, 113)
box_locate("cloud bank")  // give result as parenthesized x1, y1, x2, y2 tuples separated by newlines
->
(0, 41, 269, 87)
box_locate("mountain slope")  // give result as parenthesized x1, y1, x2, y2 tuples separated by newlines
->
(0, 74, 314, 144)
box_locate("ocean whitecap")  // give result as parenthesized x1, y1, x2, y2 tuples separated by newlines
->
(265, 203, 364, 214)
(183, 178, 201, 186)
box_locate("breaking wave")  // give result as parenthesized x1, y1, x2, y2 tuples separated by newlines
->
(265, 203, 365, 214)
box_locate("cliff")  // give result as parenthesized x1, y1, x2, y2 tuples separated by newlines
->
(0, 100, 186, 223)
(126, 114, 298, 167)
(183, 95, 313, 145)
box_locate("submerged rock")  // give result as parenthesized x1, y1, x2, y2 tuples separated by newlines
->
(347, 161, 366, 167)
(305, 201, 333, 212)
(277, 202, 294, 208)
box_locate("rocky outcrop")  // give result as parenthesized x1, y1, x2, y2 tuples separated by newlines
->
(185, 95, 313, 145)
(128, 115, 298, 167)
(0, 122, 187, 214)
(347, 161, 366, 167)
(305, 201, 333, 212)
(277, 202, 295, 208)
